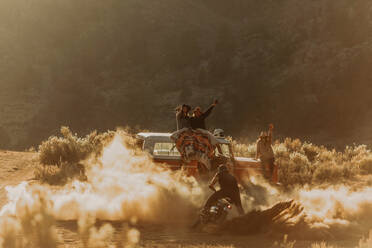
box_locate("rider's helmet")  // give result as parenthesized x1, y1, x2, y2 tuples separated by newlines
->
(218, 164, 228, 173)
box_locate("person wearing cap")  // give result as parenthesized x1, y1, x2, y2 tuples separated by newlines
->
(256, 124, 275, 181)
(190, 100, 218, 130)
(175, 104, 192, 130)
(202, 164, 244, 215)
(189, 99, 223, 154)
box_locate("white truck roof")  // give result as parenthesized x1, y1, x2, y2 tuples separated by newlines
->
(136, 132, 172, 139)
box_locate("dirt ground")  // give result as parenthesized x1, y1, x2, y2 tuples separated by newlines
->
(0, 150, 37, 206)
(56, 222, 360, 248)
(55, 220, 359, 248)
(0, 151, 363, 248)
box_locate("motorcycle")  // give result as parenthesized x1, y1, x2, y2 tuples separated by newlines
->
(192, 197, 233, 229)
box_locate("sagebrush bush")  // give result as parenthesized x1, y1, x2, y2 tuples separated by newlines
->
(231, 139, 256, 158)
(312, 161, 343, 183)
(302, 142, 319, 162)
(272, 234, 296, 248)
(37, 126, 371, 187)
(284, 138, 302, 153)
(358, 156, 372, 175)
(38, 126, 115, 166)
(36, 127, 115, 185)
(231, 137, 372, 187)
(279, 152, 313, 186)
(312, 230, 372, 248)
(311, 243, 336, 248)
(34, 162, 86, 185)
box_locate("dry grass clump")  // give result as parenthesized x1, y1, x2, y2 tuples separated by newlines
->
(310, 231, 372, 248)
(35, 126, 150, 185)
(34, 162, 86, 185)
(36, 126, 115, 185)
(311, 243, 336, 248)
(39, 126, 115, 165)
(272, 234, 296, 248)
(232, 138, 372, 187)
(230, 139, 256, 158)
(358, 156, 372, 175)
(278, 151, 313, 186)
(139, 245, 235, 248)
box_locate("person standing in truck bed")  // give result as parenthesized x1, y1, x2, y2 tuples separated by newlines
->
(176, 104, 192, 130)
(190, 100, 218, 130)
(190, 99, 223, 155)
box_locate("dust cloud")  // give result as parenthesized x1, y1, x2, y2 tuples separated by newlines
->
(1, 133, 204, 223)
(224, 180, 372, 240)
(0, 132, 371, 246)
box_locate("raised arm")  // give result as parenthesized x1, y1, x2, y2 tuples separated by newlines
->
(202, 100, 218, 119)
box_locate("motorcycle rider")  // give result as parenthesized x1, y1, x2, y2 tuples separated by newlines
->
(203, 164, 245, 215)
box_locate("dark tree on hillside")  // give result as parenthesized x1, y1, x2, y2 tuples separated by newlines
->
(179, 84, 193, 102)
(197, 65, 208, 86)
(209, 24, 236, 82)
(163, 29, 202, 69)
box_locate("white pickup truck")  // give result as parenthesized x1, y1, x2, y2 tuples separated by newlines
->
(136, 130, 266, 183)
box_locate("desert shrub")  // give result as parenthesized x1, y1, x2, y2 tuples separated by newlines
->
(233, 136, 367, 187)
(36, 126, 115, 185)
(302, 142, 319, 162)
(357, 156, 372, 174)
(38, 126, 115, 166)
(316, 149, 337, 163)
(279, 152, 313, 186)
(272, 234, 296, 248)
(343, 145, 370, 162)
(34, 162, 86, 185)
(311, 243, 336, 248)
(283, 138, 303, 153)
(273, 143, 290, 159)
(312, 161, 343, 183)
(231, 139, 256, 157)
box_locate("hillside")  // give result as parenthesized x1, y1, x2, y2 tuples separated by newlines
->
(1, 0, 372, 149)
